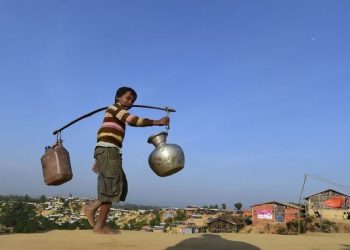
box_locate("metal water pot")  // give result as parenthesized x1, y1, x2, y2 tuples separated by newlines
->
(147, 131, 185, 177)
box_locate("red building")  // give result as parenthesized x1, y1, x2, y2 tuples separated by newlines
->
(251, 201, 300, 225)
(242, 209, 252, 218)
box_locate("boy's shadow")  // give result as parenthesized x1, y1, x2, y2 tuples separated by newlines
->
(341, 245, 350, 250)
(166, 234, 260, 250)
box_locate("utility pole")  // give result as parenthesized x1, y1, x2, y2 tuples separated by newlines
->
(298, 174, 307, 234)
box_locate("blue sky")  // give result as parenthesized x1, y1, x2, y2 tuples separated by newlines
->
(0, 0, 349, 208)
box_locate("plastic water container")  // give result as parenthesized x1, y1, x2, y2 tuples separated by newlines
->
(41, 140, 73, 185)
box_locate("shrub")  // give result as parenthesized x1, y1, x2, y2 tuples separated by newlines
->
(149, 212, 161, 227)
(107, 220, 119, 229)
(320, 220, 337, 233)
(286, 219, 307, 234)
(263, 223, 271, 233)
(276, 224, 289, 235)
(244, 217, 252, 225)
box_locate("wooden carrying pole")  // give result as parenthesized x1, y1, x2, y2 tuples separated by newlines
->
(53, 105, 176, 135)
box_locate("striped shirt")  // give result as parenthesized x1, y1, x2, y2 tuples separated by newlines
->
(96, 103, 153, 147)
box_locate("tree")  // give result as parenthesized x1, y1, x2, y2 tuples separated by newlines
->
(234, 202, 243, 211)
(60, 222, 77, 230)
(39, 195, 46, 203)
(107, 219, 119, 229)
(78, 219, 92, 230)
(37, 215, 58, 230)
(164, 217, 173, 228)
(175, 210, 186, 221)
(134, 219, 147, 230)
(221, 203, 227, 210)
(0, 201, 41, 233)
(149, 212, 161, 227)
(71, 203, 82, 214)
(24, 195, 30, 202)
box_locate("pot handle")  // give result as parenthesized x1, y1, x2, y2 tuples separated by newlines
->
(165, 107, 170, 132)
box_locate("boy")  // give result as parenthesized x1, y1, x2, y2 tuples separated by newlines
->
(83, 87, 169, 234)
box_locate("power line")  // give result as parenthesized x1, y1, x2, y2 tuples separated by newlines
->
(306, 174, 350, 193)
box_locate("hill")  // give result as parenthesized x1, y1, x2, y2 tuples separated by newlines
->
(1, 230, 350, 250)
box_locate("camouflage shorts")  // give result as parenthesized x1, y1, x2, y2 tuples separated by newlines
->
(94, 147, 128, 202)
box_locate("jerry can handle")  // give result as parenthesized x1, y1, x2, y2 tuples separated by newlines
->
(52, 132, 63, 148)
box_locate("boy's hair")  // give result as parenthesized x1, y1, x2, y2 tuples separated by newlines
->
(115, 87, 137, 103)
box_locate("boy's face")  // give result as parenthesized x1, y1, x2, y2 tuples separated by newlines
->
(117, 91, 136, 109)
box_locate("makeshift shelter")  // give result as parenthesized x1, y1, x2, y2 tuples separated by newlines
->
(304, 189, 350, 222)
(207, 218, 239, 233)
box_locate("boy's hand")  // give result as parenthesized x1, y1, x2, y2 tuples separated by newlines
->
(154, 116, 170, 126)
(92, 162, 99, 174)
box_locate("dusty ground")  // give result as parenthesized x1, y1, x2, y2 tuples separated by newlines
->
(1, 230, 350, 250)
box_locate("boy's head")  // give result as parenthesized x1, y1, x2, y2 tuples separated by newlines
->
(115, 87, 137, 108)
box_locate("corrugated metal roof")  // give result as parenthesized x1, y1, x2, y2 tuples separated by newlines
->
(250, 201, 300, 209)
(304, 189, 350, 200)
(207, 218, 238, 225)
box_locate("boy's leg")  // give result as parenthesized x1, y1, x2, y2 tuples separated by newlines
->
(83, 161, 101, 227)
(93, 147, 122, 234)
(83, 200, 102, 227)
(94, 202, 119, 234)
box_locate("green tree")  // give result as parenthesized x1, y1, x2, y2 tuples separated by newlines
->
(175, 210, 186, 221)
(39, 195, 46, 203)
(37, 216, 58, 231)
(24, 195, 30, 202)
(128, 219, 147, 231)
(0, 201, 41, 233)
(78, 219, 93, 230)
(71, 203, 82, 214)
(149, 212, 161, 227)
(14, 219, 40, 233)
(221, 203, 227, 210)
(164, 217, 173, 229)
(127, 218, 137, 230)
(136, 219, 147, 230)
(107, 219, 119, 229)
(60, 222, 78, 230)
(164, 217, 173, 224)
(234, 202, 243, 211)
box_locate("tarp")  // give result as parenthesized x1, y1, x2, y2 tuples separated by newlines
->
(257, 210, 273, 219)
(324, 196, 346, 208)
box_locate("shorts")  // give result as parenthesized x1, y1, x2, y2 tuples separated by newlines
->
(94, 146, 128, 202)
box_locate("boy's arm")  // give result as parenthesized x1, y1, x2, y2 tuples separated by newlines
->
(92, 161, 99, 174)
(116, 108, 169, 127)
(152, 116, 170, 126)
(112, 104, 170, 127)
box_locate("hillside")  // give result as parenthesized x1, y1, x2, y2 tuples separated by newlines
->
(1, 230, 350, 250)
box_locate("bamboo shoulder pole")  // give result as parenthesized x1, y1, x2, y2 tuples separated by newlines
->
(53, 105, 175, 135)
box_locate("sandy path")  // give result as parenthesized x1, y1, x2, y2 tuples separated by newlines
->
(0, 230, 350, 250)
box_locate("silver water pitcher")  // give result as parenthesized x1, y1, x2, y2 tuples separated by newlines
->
(147, 131, 185, 177)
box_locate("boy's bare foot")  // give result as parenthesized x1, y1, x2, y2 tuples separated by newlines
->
(83, 205, 96, 227)
(93, 225, 121, 235)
